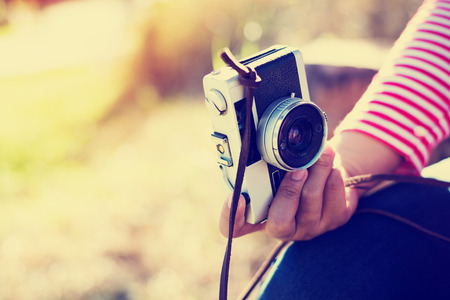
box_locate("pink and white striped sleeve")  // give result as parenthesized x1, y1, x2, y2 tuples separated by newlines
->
(336, 0, 450, 175)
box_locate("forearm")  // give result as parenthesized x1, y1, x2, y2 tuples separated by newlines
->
(330, 132, 403, 197)
(332, 131, 403, 177)
(333, 0, 450, 177)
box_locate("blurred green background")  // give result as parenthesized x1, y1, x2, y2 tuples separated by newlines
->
(0, 0, 424, 299)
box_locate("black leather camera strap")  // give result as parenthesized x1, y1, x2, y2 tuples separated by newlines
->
(219, 48, 261, 300)
(217, 48, 450, 300)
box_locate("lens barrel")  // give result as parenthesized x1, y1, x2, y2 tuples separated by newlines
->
(257, 96, 327, 171)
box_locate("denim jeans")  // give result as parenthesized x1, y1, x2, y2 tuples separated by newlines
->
(258, 165, 450, 299)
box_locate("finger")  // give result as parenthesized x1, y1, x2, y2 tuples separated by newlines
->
(219, 194, 264, 238)
(266, 169, 308, 239)
(298, 145, 335, 220)
(344, 186, 359, 218)
(319, 168, 347, 231)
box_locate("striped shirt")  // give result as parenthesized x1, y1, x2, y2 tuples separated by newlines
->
(337, 0, 450, 175)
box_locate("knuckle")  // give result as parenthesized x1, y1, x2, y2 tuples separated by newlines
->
(277, 183, 301, 199)
(267, 219, 295, 239)
(326, 169, 344, 190)
(301, 183, 320, 199)
(296, 213, 322, 240)
(298, 213, 319, 230)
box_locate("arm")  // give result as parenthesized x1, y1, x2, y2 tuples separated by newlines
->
(335, 0, 450, 175)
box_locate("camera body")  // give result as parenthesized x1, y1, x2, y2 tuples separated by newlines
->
(203, 45, 327, 224)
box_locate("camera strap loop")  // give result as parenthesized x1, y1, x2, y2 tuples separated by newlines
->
(220, 48, 262, 89)
(218, 48, 261, 300)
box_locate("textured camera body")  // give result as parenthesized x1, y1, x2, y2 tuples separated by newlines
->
(203, 45, 327, 224)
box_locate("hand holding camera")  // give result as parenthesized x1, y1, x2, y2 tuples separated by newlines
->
(203, 45, 367, 241)
(218, 144, 359, 241)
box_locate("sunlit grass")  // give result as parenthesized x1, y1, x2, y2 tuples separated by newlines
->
(0, 63, 124, 197)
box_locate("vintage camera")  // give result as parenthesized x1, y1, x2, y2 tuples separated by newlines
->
(203, 45, 327, 224)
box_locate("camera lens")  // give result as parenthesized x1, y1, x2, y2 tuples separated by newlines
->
(288, 124, 303, 147)
(257, 97, 327, 171)
(278, 107, 323, 168)
(284, 118, 312, 152)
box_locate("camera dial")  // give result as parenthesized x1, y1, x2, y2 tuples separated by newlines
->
(257, 95, 327, 171)
(206, 89, 227, 115)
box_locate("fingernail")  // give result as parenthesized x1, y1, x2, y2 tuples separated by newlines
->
(291, 169, 307, 181)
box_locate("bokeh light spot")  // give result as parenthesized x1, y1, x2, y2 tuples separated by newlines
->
(243, 21, 262, 41)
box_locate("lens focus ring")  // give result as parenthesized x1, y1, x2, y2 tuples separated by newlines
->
(257, 96, 327, 171)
